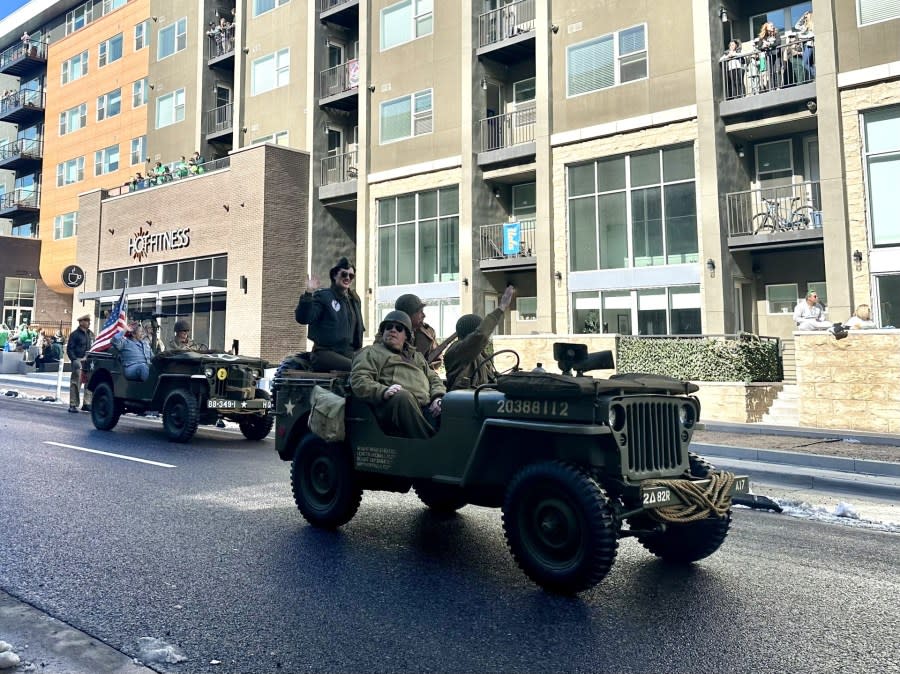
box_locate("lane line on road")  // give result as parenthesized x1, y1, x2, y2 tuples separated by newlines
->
(44, 441, 176, 468)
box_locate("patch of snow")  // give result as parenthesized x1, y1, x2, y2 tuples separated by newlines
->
(137, 637, 187, 664)
(0, 649, 21, 669)
(841, 438, 861, 443)
(775, 498, 898, 533)
(0, 642, 10, 653)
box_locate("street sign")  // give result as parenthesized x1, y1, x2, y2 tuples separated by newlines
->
(502, 222, 521, 256)
(61, 265, 85, 288)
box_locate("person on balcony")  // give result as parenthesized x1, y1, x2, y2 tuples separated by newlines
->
(794, 11, 815, 80)
(720, 39, 745, 99)
(757, 22, 783, 91)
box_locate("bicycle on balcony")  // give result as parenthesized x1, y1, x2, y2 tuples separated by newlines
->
(752, 196, 814, 234)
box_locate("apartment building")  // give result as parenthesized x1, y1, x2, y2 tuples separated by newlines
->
(0, 0, 898, 360)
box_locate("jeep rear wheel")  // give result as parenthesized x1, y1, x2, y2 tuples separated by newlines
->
(414, 482, 467, 515)
(291, 433, 361, 529)
(503, 461, 618, 594)
(91, 383, 121, 431)
(636, 453, 732, 563)
(239, 389, 274, 441)
(162, 388, 200, 443)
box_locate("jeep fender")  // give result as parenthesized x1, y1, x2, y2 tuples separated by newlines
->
(460, 418, 614, 490)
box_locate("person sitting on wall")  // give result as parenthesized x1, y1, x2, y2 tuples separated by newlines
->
(167, 319, 201, 352)
(350, 310, 445, 439)
(112, 322, 154, 382)
(844, 304, 877, 330)
(444, 285, 515, 391)
(793, 290, 846, 338)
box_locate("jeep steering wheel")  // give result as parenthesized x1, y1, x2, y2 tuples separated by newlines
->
(474, 349, 520, 378)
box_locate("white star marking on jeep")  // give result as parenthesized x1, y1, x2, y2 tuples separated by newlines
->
(241, 401, 247, 408)
(284, 400, 295, 415)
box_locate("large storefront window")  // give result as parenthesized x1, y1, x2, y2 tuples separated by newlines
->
(377, 297, 460, 339)
(572, 285, 701, 335)
(378, 187, 459, 286)
(3, 277, 36, 327)
(568, 145, 698, 272)
(863, 106, 900, 248)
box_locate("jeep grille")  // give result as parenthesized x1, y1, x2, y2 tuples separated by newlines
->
(623, 399, 682, 474)
(212, 366, 254, 398)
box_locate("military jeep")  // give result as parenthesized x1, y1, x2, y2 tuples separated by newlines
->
(85, 350, 273, 443)
(271, 343, 749, 594)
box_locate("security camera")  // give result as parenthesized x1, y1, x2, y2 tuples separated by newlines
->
(806, 100, 817, 114)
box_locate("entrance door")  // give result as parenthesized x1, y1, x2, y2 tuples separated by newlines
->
(325, 127, 343, 183)
(733, 280, 752, 332)
(326, 42, 345, 95)
(484, 80, 504, 150)
(214, 84, 231, 132)
(803, 137, 821, 213)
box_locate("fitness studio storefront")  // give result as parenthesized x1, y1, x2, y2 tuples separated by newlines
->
(74, 144, 310, 361)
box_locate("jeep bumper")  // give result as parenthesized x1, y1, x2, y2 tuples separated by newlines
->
(640, 474, 750, 510)
(207, 398, 272, 411)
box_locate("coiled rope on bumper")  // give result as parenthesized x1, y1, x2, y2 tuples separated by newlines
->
(645, 470, 736, 523)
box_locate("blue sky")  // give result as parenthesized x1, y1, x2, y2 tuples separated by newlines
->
(1, 0, 33, 21)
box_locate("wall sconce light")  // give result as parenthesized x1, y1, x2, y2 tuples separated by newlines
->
(367, 84, 376, 92)
(148, 83, 155, 90)
(852, 249, 863, 270)
(240, 275, 248, 294)
(718, 7, 728, 22)
(242, 47, 250, 54)
(555, 271, 562, 280)
(550, 24, 559, 34)
(480, 77, 488, 91)
(322, 123, 330, 135)
(493, 187, 501, 198)
(462, 278, 470, 287)
(241, 126, 248, 133)
(367, 287, 373, 295)
(735, 144, 745, 158)
(151, 16, 158, 22)
(706, 258, 716, 277)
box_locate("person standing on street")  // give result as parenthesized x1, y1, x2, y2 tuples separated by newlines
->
(66, 314, 94, 413)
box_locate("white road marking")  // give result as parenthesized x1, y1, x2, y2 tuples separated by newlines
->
(44, 441, 176, 468)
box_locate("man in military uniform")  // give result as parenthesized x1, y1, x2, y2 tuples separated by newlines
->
(167, 319, 201, 351)
(65, 314, 94, 413)
(394, 294, 441, 367)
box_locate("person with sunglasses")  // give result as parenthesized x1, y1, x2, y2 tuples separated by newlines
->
(295, 257, 365, 372)
(350, 310, 446, 439)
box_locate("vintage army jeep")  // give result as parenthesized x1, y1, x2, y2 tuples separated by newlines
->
(271, 343, 749, 594)
(85, 350, 273, 443)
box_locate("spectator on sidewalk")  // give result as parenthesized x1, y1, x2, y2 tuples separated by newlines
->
(66, 314, 94, 412)
(0, 323, 10, 351)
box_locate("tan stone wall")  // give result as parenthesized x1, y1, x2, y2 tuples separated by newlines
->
(840, 80, 900, 310)
(692, 382, 782, 424)
(796, 331, 900, 433)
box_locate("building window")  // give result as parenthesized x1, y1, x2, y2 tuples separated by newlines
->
(132, 78, 148, 108)
(97, 88, 122, 121)
(130, 136, 147, 165)
(251, 49, 290, 95)
(377, 186, 459, 286)
(253, 0, 290, 17)
(751, 2, 812, 34)
(156, 88, 186, 128)
(94, 144, 120, 176)
(858, 0, 900, 25)
(66, 4, 90, 34)
(863, 105, 900, 247)
(568, 144, 697, 272)
(56, 157, 85, 187)
(98, 33, 123, 67)
(59, 103, 87, 136)
(2, 277, 36, 328)
(61, 51, 89, 85)
(573, 286, 701, 335)
(381, 0, 433, 51)
(251, 130, 290, 146)
(377, 298, 459, 339)
(875, 274, 900, 327)
(157, 17, 187, 61)
(134, 20, 149, 50)
(766, 283, 800, 315)
(380, 89, 433, 143)
(516, 296, 537, 321)
(54, 212, 78, 240)
(567, 24, 647, 97)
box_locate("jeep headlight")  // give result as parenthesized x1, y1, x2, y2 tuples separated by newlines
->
(607, 404, 626, 432)
(204, 367, 214, 378)
(679, 403, 697, 429)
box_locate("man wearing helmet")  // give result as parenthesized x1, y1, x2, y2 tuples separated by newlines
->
(350, 310, 446, 439)
(444, 285, 515, 391)
(167, 319, 201, 352)
(394, 293, 440, 367)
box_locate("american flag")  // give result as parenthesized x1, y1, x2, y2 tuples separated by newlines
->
(89, 286, 128, 352)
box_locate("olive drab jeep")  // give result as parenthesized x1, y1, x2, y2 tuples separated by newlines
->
(85, 350, 273, 443)
(271, 343, 750, 594)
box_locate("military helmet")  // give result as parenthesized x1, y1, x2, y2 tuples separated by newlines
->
(456, 313, 483, 340)
(395, 294, 426, 317)
(379, 310, 413, 339)
(174, 319, 191, 333)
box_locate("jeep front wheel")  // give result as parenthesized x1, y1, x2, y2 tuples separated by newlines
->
(502, 461, 618, 594)
(414, 482, 467, 514)
(239, 390, 274, 441)
(291, 433, 361, 529)
(162, 388, 200, 443)
(91, 383, 121, 431)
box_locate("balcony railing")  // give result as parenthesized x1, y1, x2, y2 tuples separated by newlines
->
(207, 24, 235, 60)
(205, 103, 233, 136)
(0, 188, 40, 211)
(719, 34, 815, 101)
(0, 138, 43, 161)
(321, 149, 358, 186)
(479, 107, 535, 152)
(725, 181, 822, 238)
(478, 0, 535, 48)
(0, 39, 47, 73)
(318, 0, 354, 11)
(0, 88, 45, 115)
(319, 60, 359, 99)
(104, 157, 231, 198)
(479, 219, 536, 261)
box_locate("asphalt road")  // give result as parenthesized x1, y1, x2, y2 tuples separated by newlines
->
(1, 398, 898, 674)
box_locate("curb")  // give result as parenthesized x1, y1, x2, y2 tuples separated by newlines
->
(699, 420, 900, 447)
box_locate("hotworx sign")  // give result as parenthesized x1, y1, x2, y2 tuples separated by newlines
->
(129, 226, 191, 262)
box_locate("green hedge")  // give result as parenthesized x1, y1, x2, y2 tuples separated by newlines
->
(616, 335, 781, 382)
